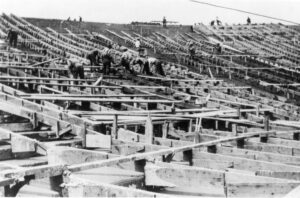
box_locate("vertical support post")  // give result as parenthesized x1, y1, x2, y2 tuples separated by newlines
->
(82, 122, 87, 148)
(162, 121, 168, 139)
(145, 114, 153, 144)
(237, 106, 241, 119)
(264, 114, 270, 131)
(188, 119, 193, 132)
(55, 121, 60, 137)
(232, 124, 237, 136)
(112, 114, 118, 139)
(256, 105, 260, 116)
(215, 120, 219, 130)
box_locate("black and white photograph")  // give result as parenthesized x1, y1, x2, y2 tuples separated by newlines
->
(0, 0, 300, 197)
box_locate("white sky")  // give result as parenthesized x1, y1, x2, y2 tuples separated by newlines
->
(1, 0, 300, 25)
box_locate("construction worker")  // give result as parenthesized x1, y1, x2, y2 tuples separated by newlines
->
(120, 47, 133, 73)
(135, 38, 142, 55)
(86, 49, 100, 66)
(131, 55, 151, 75)
(101, 44, 115, 75)
(247, 17, 251, 25)
(6, 28, 12, 46)
(40, 49, 49, 67)
(216, 17, 222, 26)
(163, 16, 167, 28)
(12, 29, 18, 47)
(7, 28, 18, 47)
(67, 56, 85, 83)
(148, 57, 165, 76)
(188, 41, 196, 59)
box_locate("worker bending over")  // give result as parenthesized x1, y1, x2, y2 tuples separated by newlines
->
(120, 47, 133, 73)
(67, 56, 85, 84)
(148, 57, 165, 76)
(101, 45, 115, 75)
(86, 49, 100, 66)
(131, 56, 152, 75)
(87, 49, 100, 72)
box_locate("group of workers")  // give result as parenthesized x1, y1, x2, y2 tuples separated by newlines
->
(187, 40, 223, 59)
(211, 17, 252, 26)
(66, 40, 166, 81)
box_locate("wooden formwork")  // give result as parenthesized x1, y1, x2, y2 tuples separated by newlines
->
(0, 13, 299, 197)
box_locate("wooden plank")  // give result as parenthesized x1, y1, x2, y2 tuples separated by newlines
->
(216, 146, 300, 166)
(64, 175, 169, 197)
(47, 146, 111, 165)
(226, 172, 300, 197)
(144, 162, 225, 196)
(0, 127, 47, 155)
(22, 96, 180, 104)
(0, 122, 33, 132)
(86, 134, 111, 149)
(193, 152, 300, 172)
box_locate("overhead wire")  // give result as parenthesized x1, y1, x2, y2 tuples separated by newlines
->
(189, 0, 300, 25)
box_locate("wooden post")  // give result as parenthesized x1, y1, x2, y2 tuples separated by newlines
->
(237, 106, 241, 119)
(256, 105, 260, 116)
(82, 122, 87, 148)
(112, 114, 118, 139)
(162, 121, 168, 139)
(188, 119, 193, 132)
(264, 114, 270, 131)
(232, 124, 237, 136)
(145, 114, 153, 144)
(215, 120, 219, 130)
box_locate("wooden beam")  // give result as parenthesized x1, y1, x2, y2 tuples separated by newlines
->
(0, 76, 95, 82)
(137, 75, 223, 82)
(68, 130, 297, 173)
(0, 80, 121, 89)
(144, 162, 225, 196)
(21, 96, 180, 104)
(47, 146, 111, 165)
(0, 122, 33, 132)
(64, 175, 169, 197)
(193, 151, 300, 172)
(0, 127, 47, 155)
